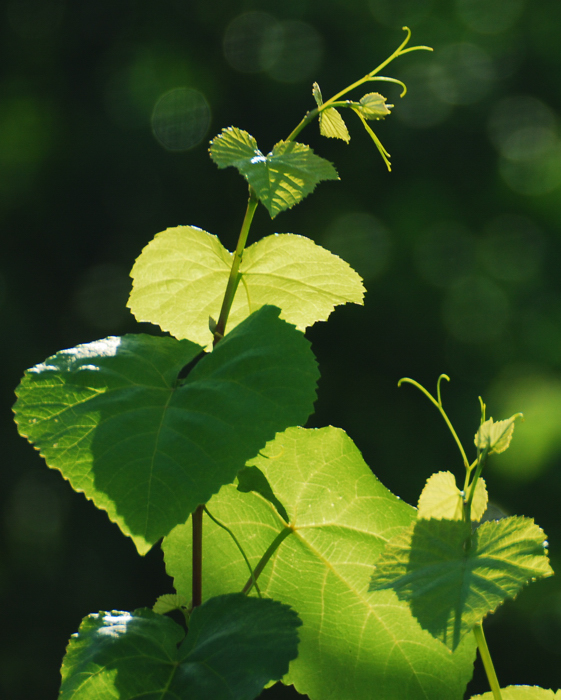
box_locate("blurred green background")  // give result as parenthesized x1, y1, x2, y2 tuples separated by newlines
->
(2, 0, 561, 697)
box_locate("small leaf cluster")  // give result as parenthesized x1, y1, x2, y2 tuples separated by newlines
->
(11, 28, 557, 700)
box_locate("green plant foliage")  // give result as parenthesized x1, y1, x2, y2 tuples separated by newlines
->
(128, 226, 364, 347)
(474, 413, 524, 454)
(164, 426, 477, 700)
(13, 307, 319, 553)
(152, 593, 188, 615)
(60, 594, 301, 700)
(417, 471, 488, 521)
(470, 687, 561, 699)
(236, 465, 289, 522)
(209, 127, 339, 217)
(312, 82, 350, 142)
(370, 516, 553, 650)
(356, 92, 392, 119)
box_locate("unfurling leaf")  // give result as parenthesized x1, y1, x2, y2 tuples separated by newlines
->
(370, 515, 553, 650)
(417, 471, 488, 522)
(358, 92, 392, 119)
(475, 413, 524, 454)
(209, 127, 339, 217)
(60, 594, 301, 700)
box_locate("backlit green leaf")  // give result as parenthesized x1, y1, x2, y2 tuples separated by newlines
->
(358, 92, 392, 119)
(417, 471, 488, 522)
(475, 413, 523, 454)
(320, 107, 351, 142)
(60, 594, 301, 700)
(210, 127, 339, 217)
(370, 516, 553, 650)
(471, 686, 561, 700)
(128, 226, 364, 347)
(153, 593, 188, 615)
(164, 427, 476, 700)
(13, 306, 318, 554)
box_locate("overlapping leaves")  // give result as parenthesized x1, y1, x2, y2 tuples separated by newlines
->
(370, 515, 553, 650)
(209, 127, 339, 217)
(13, 306, 318, 554)
(164, 427, 476, 700)
(128, 226, 364, 347)
(60, 594, 301, 700)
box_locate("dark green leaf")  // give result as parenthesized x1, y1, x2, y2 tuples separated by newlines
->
(209, 127, 339, 217)
(370, 516, 553, 650)
(60, 594, 301, 700)
(13, 306, 318, 553)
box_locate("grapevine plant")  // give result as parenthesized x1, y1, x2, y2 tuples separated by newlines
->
(12, 29, 558, 700)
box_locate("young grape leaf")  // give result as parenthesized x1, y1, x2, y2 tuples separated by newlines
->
(13, 306, 318, 554)
(471, 686, 561, 700)
(370, 516, 553, 650)
(357, 92, 392, 119)
(313, 81, 351, 142)
(417, 471, 488, 522)
(474, 413, 523, 454)
(210, 127, 339, 217)
(60, 594, 301, 700)
(164, 427, 477, 700)
(128, 226, 364, 348)
(153, 593, 188, 615)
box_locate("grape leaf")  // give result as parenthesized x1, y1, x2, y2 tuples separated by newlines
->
(474, 413, 523, 454)
(128, 226, 364, 347)
(152, 593, 188, 615)
(471, 686, 561, 700)
(357, 92, 392, 119)
(60, 594, 301, 700)
(417, 471, 488, 522)
(236, 465, 289, 522)
(13, 306, 318, 554)
(312, 81, 351, 142)
(210, 127, 339, 217)
(370, 516, 553, 650)
(164, 427, 476, 700)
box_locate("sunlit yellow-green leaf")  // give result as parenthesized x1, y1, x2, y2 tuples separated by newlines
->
(475, 413, 523, 454)
(417, 471, 488, 522)
(358, 92, 392, 119)
(164, 427, 476, 700)
(128, 226, 364, 347)
(320, 107, 350, 142)
(470, 686, 561, 700)
(153, 593, 188, 615)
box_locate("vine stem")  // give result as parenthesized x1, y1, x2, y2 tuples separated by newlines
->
(241, 526, 294, 595)
(473, 622, 503, 700)
(213, 187, 259, 344)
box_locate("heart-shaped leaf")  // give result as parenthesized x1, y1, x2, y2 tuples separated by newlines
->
(60, 594, 301, 700)
(164, 427, 476, 700)
(128, 226, 364, 347)
(417, 471, 488, 522)
(13, 306, 318, 553)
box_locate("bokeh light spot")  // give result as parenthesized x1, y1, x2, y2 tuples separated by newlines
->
(394, 64, 453, 129)
(498, 146, 561, 196)
(151, 88, 210, 151)
(429, 43, 495, 106)
(489, 368, 561, 481)
(479, 214, 544, 282)
(414, 221, 476, 288)
(442, 275, 510, 343)
(488, 95, 557, 161)
(223, 12, 283, 73)
(322, 212, 391, 282)
(456, 0, 525, 34)
(369, 0, 434, 28)
(266, 21, 323, 84)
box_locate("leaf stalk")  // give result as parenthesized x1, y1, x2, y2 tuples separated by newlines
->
(473, 622, 503, 700)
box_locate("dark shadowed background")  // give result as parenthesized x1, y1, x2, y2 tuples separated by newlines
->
(2, 0, 561, 697)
